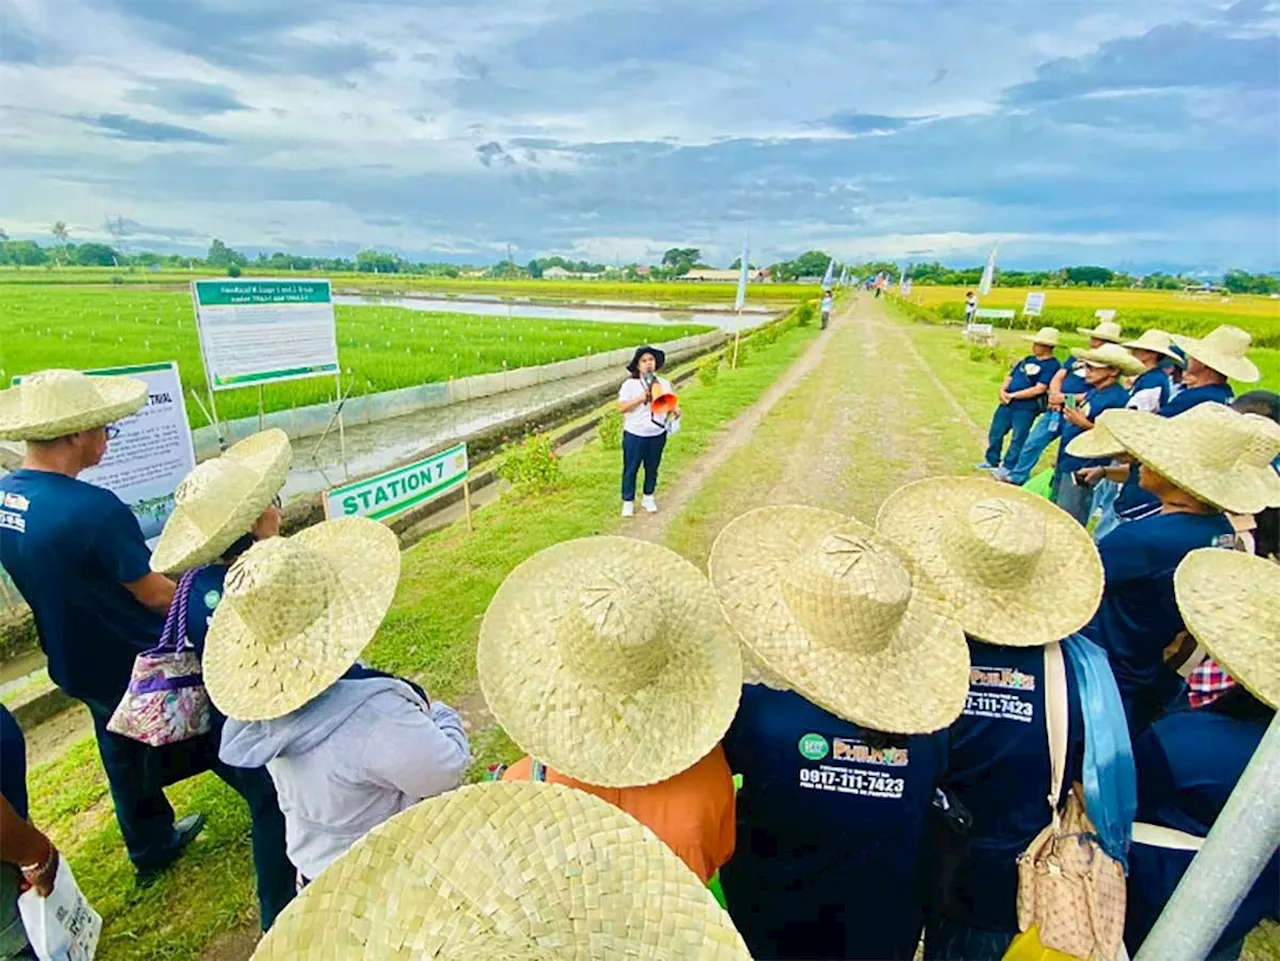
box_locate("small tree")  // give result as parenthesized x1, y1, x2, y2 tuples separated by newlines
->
(50, 221, 69, 266)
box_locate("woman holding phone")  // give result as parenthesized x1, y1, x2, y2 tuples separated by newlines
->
(618, 345, 676, 517)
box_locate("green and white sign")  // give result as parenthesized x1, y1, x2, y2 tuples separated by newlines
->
(191, 279, 339, 390)
(1023, 291, 1046, 317)
(325, 444, 469, 523)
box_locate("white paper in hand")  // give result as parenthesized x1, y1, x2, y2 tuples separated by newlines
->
(18, 859, 101, 961)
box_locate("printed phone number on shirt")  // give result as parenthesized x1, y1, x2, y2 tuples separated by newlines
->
(799, 766, 905, 799)
(964, 690, 1034, 724)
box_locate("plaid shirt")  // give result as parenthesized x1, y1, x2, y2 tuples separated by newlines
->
(1188, 657, 1237, 709)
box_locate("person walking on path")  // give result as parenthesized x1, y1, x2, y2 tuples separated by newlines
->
(479, 536, 741, 884)
(709, 506, 969, 961)
(1125, 549, 1279, 961)
(1050, 344, 1142, 525)
(820, 290, 834, 329)
(0, 370, 205, 887)
(976, 327, 1062, 473)
(1000, 322, 1121, 485)
(617, 346, 676, 518)
(1068, 403, 1280, 737)
(214, 518, 470, 884)
(147, 429, 299, 928)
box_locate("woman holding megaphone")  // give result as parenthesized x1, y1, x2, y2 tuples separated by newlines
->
(618, 345, 679, 517)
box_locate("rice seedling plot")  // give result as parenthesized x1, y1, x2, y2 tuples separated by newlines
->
(0, 285, 714, 426)
(904, 284, 1280, 346)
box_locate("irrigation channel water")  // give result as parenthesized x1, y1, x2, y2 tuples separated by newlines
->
(333, 294, 771, 331)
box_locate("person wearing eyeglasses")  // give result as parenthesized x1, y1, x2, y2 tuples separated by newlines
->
(0, 370, 203, 889)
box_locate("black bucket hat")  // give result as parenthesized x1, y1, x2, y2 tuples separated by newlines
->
(626, 345, 666, 376)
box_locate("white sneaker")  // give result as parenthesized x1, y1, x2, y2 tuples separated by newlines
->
(642, 495, 658, 513)
(621, 501, 635, 518)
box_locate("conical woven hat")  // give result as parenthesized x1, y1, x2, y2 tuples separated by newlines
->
(479, 536, 742, 788)
(1024, 327, 1060, 347)
(1068, 405, 1280, 514)
(251, 781, 751, 960)
(1077, 320, 1123, 343)
(203, 517, 401, 721)
(1071, 343, 1145, 377)
(0, 368, 147, 441)
(1175, 549, 1280, 708)
(1173, 325, 1259, 383)
(151, 430, 292, 575)
(1122, 329, 1178, 359)
(708, 506, 968, 734)
(877, 478, 1103, 647)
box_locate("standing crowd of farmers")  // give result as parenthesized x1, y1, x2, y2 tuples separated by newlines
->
(0, 297, 1276, 959)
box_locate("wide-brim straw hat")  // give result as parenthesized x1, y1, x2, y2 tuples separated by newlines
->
(1175, 549, 1279, 709)
(1071, 343, 1146, 377)
(151, 430, 292, 575)
(1122, 329, 1178, 359)
(203, 517, 401, 721)
(1173, 325, 1259, 383)
(1077, 320, 1123, 343)
(251, 781, 751, 960)
(479, 536, 742, 788)
(1066, 405, 1280, 514)
(708, 506, 968, 734)
(0, 368, 147, 441)
(876, 478, 1104, 647)
(1023, 326, 1060, 347)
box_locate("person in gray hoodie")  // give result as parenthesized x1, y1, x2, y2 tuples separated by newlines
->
(203, 517, 471, 884)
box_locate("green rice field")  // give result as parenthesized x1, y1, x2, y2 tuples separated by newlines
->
(0, 285, 716, 427)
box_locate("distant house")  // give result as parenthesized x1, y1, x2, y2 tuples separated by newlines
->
(681, 269, 741, 283)
(1183, 283, 1227, 295)
(543, 266, 575, 279)
(634, 265, 652, 277)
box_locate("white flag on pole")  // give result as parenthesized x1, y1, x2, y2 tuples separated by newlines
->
(822, 256, 835, 291)
(978, 242, 999, 296)
(734, 238, 750, 312)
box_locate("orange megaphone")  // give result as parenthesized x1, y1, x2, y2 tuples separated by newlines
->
(651, 384, 679, 417)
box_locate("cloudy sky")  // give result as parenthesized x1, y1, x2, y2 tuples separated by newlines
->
(2, 0, 1278, 270)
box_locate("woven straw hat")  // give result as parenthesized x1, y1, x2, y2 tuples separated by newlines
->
(478, 536, 742, 788)
(1175, 549, 1280, 708)
(203, 517, 401, 721)
(1071, 343, 1145, 377)
(1173, 325, 1259, 383)
(1122, 329, 1178, 359)
(1066, 405, 1280, 514)
(151, 430, 292, 575)
(251, 781, 751, 960)
(708, 506, 968, 733)
(1077, 320, 1123, 343)
(876, 478, 1104, 647)
(1024, 327, 1060, 347)
(0, 368, 147, 441)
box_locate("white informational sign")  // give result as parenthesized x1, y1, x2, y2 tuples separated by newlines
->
(974, 308, 1016, 321)
(1023, 291, 1046, 317)
(14, 362, 197, 545)
(325, 443, 468, 523)
(192, 279, 339, 391)
(1095, 309, 1117, 322)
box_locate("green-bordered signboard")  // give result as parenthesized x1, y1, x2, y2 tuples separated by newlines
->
(325, 444, 469, 523)
(191, 279, 340, 390)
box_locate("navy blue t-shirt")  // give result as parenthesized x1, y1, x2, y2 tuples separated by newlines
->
(1126, 708, 1278, 952)
(0, 706, 28, 820)
(1057, 383, 1130, 474)
(1160, 382, 1233, 418)
(1006, 355, 1061, 410)
(721, 685, 945, 961)
(1060, 358, 1089, 396)
(937, 639, 1084, 933)
(0, 470, 163, 701)
(1085, 514, 1234, 733)
(183, 564, 229, 658)
(1127, 367, 1171, 413)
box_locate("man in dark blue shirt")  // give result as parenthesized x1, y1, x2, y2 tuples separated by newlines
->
(977, 328, 1061, 473)
(1052, 344, 1141, 525)
(0, 370, 204, 885)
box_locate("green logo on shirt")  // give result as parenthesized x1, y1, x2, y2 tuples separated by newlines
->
(203, 590, 221, 611)
(798, 733, 829, 760)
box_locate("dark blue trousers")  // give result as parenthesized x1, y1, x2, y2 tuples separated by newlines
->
(621, 431, 667, 501)
(82, 697, 294, 929)
(984, 404, 1037, 469)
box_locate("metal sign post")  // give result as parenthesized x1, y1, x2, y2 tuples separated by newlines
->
(1136, 711, 1280, 961)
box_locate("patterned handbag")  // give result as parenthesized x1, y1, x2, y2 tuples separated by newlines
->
(1013, 642, 1127, 961)
(107, 567, 212, 747)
